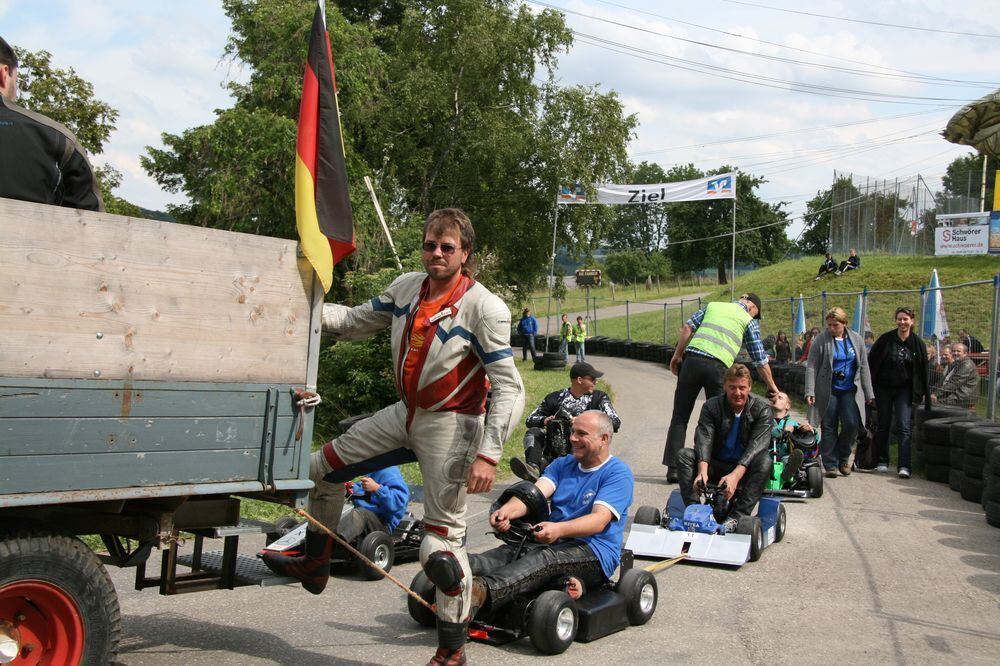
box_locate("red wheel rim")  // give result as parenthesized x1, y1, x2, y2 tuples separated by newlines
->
(0, 580, 84, 665)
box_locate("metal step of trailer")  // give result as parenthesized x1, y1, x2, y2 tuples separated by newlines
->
(176, 550, 297, 587)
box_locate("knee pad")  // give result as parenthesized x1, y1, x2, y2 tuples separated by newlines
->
(423, 550, 465, 597)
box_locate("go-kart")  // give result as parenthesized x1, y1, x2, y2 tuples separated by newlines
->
(406, 482, 658, 655)
(260, 507, 424, 581)
(625, 483, 785, 566)
(763, 427, 824, 499)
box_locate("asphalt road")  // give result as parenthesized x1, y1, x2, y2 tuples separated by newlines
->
(110, 357, 1000, 665)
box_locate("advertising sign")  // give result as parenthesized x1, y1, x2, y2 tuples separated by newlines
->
(596, 173, 736, 204)
(935, 212, 990, 256)
(990, 211, 1000, 254)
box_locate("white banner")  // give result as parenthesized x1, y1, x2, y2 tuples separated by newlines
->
(935, 214, 989, 256)
(596, 173, 736, 204)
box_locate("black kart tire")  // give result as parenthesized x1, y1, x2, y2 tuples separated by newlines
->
(774, 504, 787, 543)
(616, 568, 657, 626)
(265, 515, 301, 546)
(924, 463, 950, 483)
(407, 570, 438, 628)
(358, 531, 394, 580)
(923, 444, 950, 466)
(0, 531, 122, 665)
(949, 469, 964, 492)
(528, 590, 578, 655)
(633, 505, 662, 527)
(959, 476, 984, 504)
(807, 465, 824, 498)
(737, 516, 764, 562)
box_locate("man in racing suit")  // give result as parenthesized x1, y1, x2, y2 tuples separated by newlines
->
(510, 361, 621, 482)
(674, 363, 772, 532)
(469, 410, 633, 612)
(262, 208, 524, 666)
(0, 37, 104, 211)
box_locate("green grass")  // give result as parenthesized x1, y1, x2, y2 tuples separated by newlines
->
(519, 278, 712, 317)
(240, 358, 606, 523)
(592, 307, 688, 345)
(702, 255, 1000, 344)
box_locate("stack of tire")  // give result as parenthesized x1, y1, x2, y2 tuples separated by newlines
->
(920, 415, 979, 483)
(588, 336, 608, 355)
(947, 420, 991, 493)
(534, 351, 567, 372)
(962, 424, 1000, 504)
(912, 406, 967, 474)
(782, 365, 806, 401)
(983, 436, 1000, 527)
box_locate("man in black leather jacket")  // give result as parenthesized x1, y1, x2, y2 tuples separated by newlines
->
(674, 364, 772, 530)
(0, 37, 104, 211)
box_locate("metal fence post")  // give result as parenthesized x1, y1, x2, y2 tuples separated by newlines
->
(821, 291, 827, 318)
(663, 303, 668, 345)
(989, 274, 1000, 421)
(626, 300, 631, 341)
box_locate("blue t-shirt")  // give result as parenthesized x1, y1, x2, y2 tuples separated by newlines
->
(350, 467, 410, 533)
(540, 455, 634, 579)
(831, 335, 858, 392)
(716, 413, 743, 463)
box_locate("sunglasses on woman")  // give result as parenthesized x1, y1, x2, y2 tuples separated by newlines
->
(422, 240, 458, 256)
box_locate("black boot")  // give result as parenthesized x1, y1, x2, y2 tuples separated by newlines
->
(781, 449, 804, 484)
(427, 619, 468, 666)
(261, 528, 333, 595)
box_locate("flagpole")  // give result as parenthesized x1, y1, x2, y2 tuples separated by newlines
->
(545, 194, 560, 341)
(363, 176, 403, 270)
(730, 173, 737, 301)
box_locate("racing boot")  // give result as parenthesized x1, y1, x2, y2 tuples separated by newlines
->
(428, 619, 468, 666)
(781, 449, 804, 484)
(423, 550, 465, 597)
(260, 528, 333, 595)
(510, 457, 539, 483)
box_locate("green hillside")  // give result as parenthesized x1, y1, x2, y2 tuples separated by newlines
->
(597, 255, 1000, 345)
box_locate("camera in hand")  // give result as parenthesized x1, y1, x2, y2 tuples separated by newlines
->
(833, 370, 847, 380)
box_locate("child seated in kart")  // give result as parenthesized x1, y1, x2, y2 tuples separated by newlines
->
(769, 392, 816, 485)
(336, 466, 410, 549)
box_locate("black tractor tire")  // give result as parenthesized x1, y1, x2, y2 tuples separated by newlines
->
(616, 568, 657, 626)
(774, 504, 787, 543)
(959, 476, 984, 504)
(407, 570, 438, 628)
(736, 516, 764, 562)
(0, 531, 122, 665)
(528, 590, 578, 655)
(807, 465, 824, 498)
(358, 531, 394, 580)
(633, 505, 662, 527)
(924, 463, 950, 483)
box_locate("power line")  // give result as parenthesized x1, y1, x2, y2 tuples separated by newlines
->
(530, 1, 998, 87)
(572, 32, 974, 105)
(716, 0, 1000, 39)
(591, 0, 998, 85)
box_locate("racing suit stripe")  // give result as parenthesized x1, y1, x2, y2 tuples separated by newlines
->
(321, 441, 345, 470)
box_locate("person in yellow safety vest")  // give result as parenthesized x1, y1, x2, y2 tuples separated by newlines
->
(572, 315, 588, 363)
(559, 313, 572, 357)
(662, 293, 780, 483)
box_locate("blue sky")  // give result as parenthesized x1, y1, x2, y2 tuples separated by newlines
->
(3, 1, 998, 238)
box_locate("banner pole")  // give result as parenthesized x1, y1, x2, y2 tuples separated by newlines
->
(363, 176, 402, 270)
(730, 173, 738, 301)
(545, 194, 560, 340)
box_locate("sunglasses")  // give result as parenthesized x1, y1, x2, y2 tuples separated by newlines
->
(422, 240, 459, 256)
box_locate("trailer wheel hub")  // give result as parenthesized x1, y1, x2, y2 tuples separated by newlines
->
(0, 581, 84, 665)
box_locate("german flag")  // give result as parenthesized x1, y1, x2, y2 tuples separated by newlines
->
(295, 2, 355, 293)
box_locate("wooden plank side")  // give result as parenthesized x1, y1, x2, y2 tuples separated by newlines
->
(0, 198, 314, 383)
(0, 449, 263, 495)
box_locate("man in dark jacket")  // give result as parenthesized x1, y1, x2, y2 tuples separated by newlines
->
(511, 361, 621, 482)
(0, 37, 104, 211)
(674, 364, 772, 531)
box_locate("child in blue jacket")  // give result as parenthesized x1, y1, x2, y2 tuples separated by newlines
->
(340, 466, 410, 542)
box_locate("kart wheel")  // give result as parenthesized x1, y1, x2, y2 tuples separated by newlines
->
(265, 516, 301, 546)
(407, 571, 438, 628)
(737, 516, 764, 562)
(528, 590, 578, 655)
(358, 531, 394, 580)
(633, 506, 661, 527)
(806, 465, 824, 498)
(616, 568, 657, 626)
(774, 504, 787, 543)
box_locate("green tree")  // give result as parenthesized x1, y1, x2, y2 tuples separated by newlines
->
(606, 161, 670, 252)
(797, 189, 833, 255)
(938, 152, 997, 213)
(12, 47, 139, 216)
(664, 166, 789, 284)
